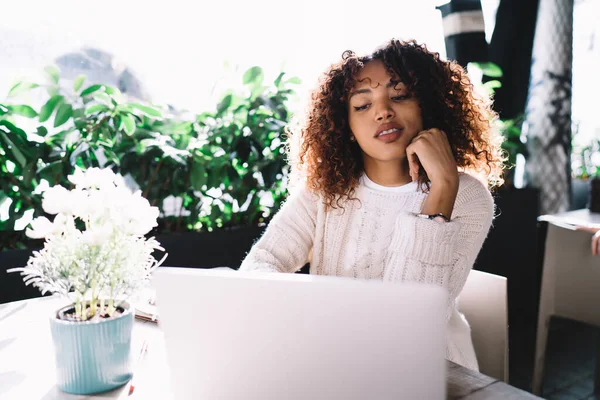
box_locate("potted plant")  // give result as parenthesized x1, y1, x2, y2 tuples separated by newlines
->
(1, 65, 300, 271)
(8, 167, 165, 395)
(570, 129, 600, 211)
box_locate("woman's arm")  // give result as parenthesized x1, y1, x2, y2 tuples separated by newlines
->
(384, 174, 494, 318)
(239, 187, 318, 273)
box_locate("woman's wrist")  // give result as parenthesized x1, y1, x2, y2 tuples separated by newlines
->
(431, 172, 459, 192)
(420, 179, 459, 219)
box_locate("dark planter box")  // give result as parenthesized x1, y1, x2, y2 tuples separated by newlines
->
(156, 225, 266, 269)
(1, 248, 45, 304)
(0, 225, 267, 304)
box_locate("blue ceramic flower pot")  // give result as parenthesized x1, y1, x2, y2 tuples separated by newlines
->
(49, 301, 134, 395)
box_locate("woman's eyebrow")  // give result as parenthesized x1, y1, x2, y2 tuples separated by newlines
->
(350, 80, 403, 98)
(349, 88, 372, 98)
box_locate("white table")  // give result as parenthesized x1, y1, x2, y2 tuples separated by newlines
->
(0, 287, 541, 399)
(538, 208, 600, 230)
(532, 209, 600, 395)
(0, 296, 173, 399)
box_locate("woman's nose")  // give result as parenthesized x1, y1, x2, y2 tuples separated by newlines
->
(375, 101, 395, 121)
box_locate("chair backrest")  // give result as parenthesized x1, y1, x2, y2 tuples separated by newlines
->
(458, 269, 508, 382)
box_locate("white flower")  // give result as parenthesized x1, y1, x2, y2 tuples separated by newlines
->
(12, 167, 166, 320)
(81, 224, 112, 246)
(120, 191, 159, 235)
(32, 179, 50, 196)
(68, 167, 116, 190)
(53, 213, 77, 234)
(26, 217, 56, 239)
(42, 186, 73, 215)
(85, 167, 116, 189)
(67, 167, 86, 187)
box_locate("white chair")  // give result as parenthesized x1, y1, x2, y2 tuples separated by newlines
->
(458, 269, 509, 382)
(532, 221, 600, 395)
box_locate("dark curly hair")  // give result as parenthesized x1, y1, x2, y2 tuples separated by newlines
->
(290, 39, 505, 209)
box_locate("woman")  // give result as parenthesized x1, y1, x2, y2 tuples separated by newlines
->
(239, 39, 505, 370)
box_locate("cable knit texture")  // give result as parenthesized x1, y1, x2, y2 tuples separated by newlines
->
(240, 173, 494, 371)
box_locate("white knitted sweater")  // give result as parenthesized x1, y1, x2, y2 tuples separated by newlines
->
(239, 173, 494, 370)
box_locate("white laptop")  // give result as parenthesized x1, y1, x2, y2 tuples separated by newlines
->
(153, 267, 447, 400)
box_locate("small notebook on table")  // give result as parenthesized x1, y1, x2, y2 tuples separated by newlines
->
(131, 288, 158, 322)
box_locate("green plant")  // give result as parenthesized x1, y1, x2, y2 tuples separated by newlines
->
(0, 65, 300, 249)
(571, 122, 600, 180)
(8, 167, 164, 320)
(191, 67, 299, 230)
(1, 67, 167, 233)
(468, 62, 528, 186)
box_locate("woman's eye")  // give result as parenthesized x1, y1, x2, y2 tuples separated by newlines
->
(392, 95, 409, 101)
(353, 104, 369, 111)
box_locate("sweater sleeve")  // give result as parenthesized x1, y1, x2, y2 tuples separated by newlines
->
(383, 174, 494, 318)
(239, 187, 318, 273)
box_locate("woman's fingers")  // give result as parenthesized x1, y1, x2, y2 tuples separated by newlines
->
(593, 231, 600, 256)
(576, 227, 600, 256)
(406, 144, 420, 182)
(575, 225, 598, 234)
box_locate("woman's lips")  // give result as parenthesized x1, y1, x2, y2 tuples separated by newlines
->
(376, 128, 403, 143)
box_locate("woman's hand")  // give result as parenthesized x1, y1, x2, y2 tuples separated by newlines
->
(406, 128, 459, 187)
(407, 129, 460, 219)
(575, 226, 600, 256)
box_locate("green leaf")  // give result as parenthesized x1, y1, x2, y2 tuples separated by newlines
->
(22, 160, 38, 188)
(38, 160, 63, 183)
(130, 103, 162, 118)
(7, 105, 37, 118)
(69, 141, 90, 165)
(44, 65, 61, 84)
(103, 86, 119, 95)
(217, 94, 233, 115)
(85, 104, 109, 115)
(39, 95, 64, 122)
(242, 67, 264, 85)
(190, 163, 207, 190)
(8, 82, 39, 98)
(73, 75, 86, 92)
(80, 84, 104, 97)
(36, 126, 48, 136)
(0, 104, 8, 115)
(0, 130, 27, 168)
(54, 103, 73, 127)
(286, 77, 302, 85)
(93, 92, 113, 107)
(0, 120, 28, 140)
(120, 114, 136, 136)
(483, 80, 502, 91)
(274, 72, 285, 88)
(475, 62, 503, 78)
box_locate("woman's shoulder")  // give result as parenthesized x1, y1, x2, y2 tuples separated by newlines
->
(284, 182, 323, 208)
(455, 172, 494, 211)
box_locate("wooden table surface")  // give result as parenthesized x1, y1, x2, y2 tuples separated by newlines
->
(447, 361, 541, 399)
(0, 296, 541, 399)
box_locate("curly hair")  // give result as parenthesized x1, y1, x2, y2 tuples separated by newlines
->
(290, 39, 505, 209)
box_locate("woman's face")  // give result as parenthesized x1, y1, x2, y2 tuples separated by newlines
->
(347, 60, 423, 168)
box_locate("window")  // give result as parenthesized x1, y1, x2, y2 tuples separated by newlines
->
(1, 0, 449, 114)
